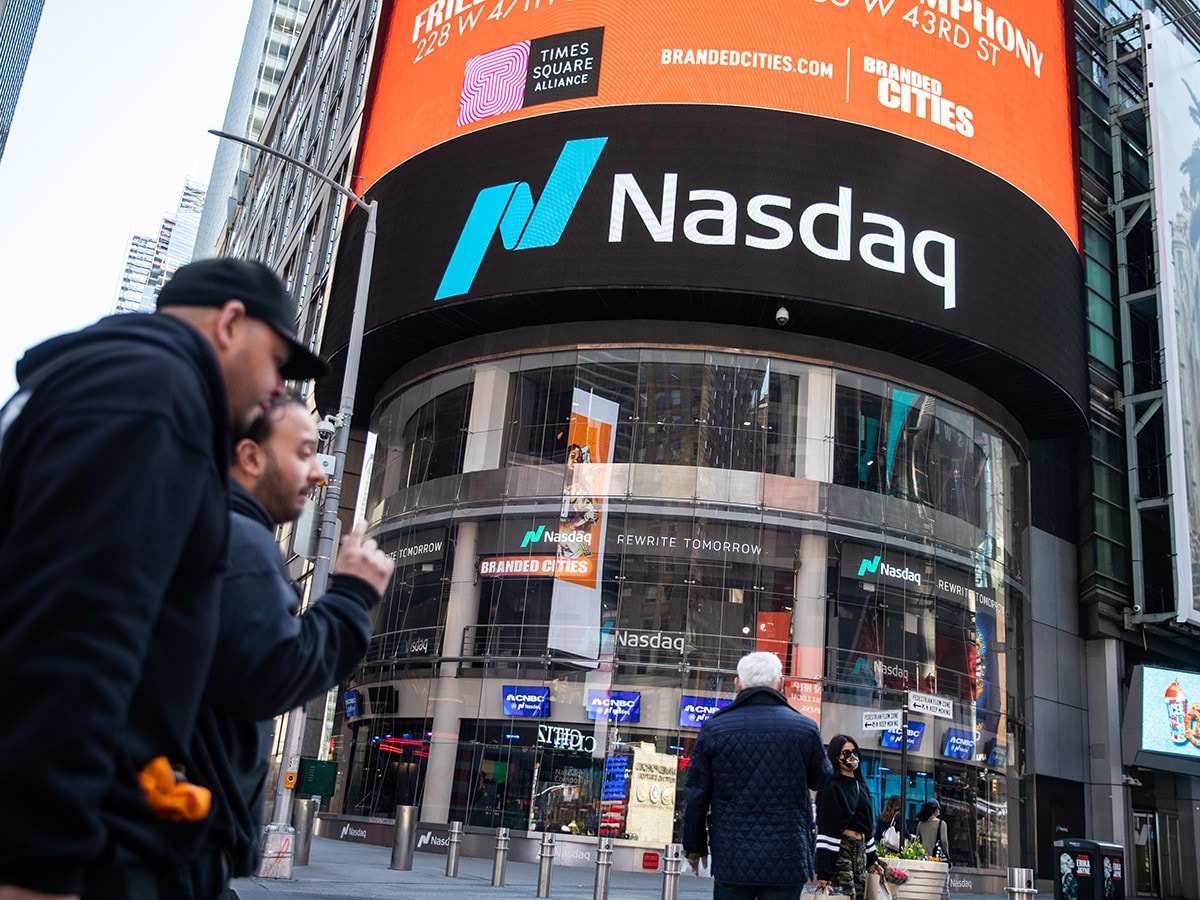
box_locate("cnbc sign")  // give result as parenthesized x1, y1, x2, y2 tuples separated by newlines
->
(841, 544, 927, 591)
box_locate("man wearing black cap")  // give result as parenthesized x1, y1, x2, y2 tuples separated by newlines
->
(0, 258, 327, 900)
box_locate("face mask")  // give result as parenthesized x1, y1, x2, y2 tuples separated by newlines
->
(839, 750, 860, 770)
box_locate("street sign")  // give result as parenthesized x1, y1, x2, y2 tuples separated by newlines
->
(862, 709, 904, 730)
(907, 690, 953, 719)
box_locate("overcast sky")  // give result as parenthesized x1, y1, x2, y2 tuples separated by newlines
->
(0, 0, 253, 399)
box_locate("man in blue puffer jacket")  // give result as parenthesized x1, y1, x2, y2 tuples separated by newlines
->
(682, 652, 832, 899)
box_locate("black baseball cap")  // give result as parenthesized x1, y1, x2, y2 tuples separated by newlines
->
(157, 258, 329, 380)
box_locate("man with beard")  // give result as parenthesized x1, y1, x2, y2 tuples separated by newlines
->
(0, 258, 325, 899)
(181, 393, 393, 896)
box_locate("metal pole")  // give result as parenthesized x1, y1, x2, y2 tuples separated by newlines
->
(593, 837, 613, 900)
(446, 820, 463, 878)
(661, 843, 684, 900)
(291, 797, 316, 867)
(209, 129, 380, 877)
(899, 700, 910, 847)
(536, 831, 556, 898)
(491, 826, 510, 887)
(390, 805, 418, 870)
(1005, 867, 1037, 900)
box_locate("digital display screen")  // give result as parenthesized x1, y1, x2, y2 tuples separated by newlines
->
(587, 689, 641, 722)
(942, 728, 976, 760)
(502, 685, 551, 717)
(1141, 666, 1200, 759)
(679, 695, 733, 728)
(880, 722, 925, 751)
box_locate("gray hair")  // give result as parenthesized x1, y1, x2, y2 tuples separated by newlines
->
(737, 651, 783, 688)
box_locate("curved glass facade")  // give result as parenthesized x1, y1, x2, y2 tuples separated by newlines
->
(335, 346, 1027, 875)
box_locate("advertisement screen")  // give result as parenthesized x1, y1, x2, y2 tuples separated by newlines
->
(1145, 12, 1200, 626)
(365, 0, 1076, 241)
(942, 727, 975, 759)
(502, 685, 551, 717)
(1141, 666, 1200, 759)
(679, 695, 733, 729)
(881, 721, 926, 751)
(587, 689, 641, 722)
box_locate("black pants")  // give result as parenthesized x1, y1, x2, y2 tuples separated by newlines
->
(84, 847, 230, 900)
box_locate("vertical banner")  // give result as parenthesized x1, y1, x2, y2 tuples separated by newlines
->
(1145, 12, 1200, 626)
(548, 388, 619, 656)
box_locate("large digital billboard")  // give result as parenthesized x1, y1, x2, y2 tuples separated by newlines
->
(1145, 12, 1200, 626)
(363, 0, 1076, 240)
(1122, 665, 1200, 777)
(323, 0, 1083, 436)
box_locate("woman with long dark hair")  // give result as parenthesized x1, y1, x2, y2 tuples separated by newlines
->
(815, 734, 884, 899)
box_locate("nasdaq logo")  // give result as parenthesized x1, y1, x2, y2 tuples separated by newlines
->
(435, 137, 608, 300)
(858, 555, 881, 577)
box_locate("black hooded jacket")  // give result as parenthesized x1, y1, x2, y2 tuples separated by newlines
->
(0, 313, 232, 894)
(189, 483, 378, 876)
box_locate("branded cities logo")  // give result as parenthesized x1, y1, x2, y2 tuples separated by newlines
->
(458, 27, 604, 127)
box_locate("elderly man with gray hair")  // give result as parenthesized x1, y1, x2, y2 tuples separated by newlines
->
(682, 651, 832, 900)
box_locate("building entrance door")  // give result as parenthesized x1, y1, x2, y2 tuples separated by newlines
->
(1132, 810, 1182, 897)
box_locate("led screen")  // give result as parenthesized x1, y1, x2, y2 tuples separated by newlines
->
(1141, 666, 1200, 759)
(942, 727, 975, 760)
(502, 685, 551, 717)
(880, 721, 926, 751)
(679, 695, 733, 729)
(587, 689, 641, 722)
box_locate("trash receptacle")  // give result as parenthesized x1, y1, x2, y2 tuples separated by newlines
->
(1053, 839, 1126, 900)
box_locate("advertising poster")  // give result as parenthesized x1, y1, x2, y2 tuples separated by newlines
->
(1145, 12, 1200, 625)
(1141, 666, 1200, 758)
(365, 0, 1077, 241)
(548, 388, 619, 656)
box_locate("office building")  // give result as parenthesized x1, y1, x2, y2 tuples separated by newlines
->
(224, 1, 1200, 895)
(113, 181, 205, 314)
(0, 0, 45, 162)
(193, 0, 313, 260)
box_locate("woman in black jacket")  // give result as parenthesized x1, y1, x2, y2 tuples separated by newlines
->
(815, 734, 884, 899)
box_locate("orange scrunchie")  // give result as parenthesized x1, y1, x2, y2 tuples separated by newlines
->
(137, 756, 212, 822)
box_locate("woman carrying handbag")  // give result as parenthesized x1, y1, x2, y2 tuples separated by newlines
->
(915, 799, 952, 900)
(814, 735, 884, 900)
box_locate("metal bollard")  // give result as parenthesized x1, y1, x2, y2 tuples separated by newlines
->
(661, 843, 684, 900)
(536, 831, 556, 898)
(389, 805, 418, 871)
(592, 837, 614, 900)
(491, 826, 510, 887)
(1006, 867, 1037, 900)
(445, 820, 464, 878)
(291, 798, 316, 867)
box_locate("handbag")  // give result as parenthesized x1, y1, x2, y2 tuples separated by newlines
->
(882, 820, 902, 852)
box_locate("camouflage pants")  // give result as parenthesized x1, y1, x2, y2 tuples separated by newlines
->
(831, 835, 869, 900)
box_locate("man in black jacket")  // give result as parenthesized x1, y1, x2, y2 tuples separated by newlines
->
(182, 393, 393, 894)
(0, 258, 327, 900)
(682, 651, 832, 899)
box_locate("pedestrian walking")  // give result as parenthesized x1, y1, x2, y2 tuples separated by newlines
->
(179, 393, 394, 894)
(682, 651, 833, 899)
(815, 734, 884, 900)
(0, 258, 326, 899)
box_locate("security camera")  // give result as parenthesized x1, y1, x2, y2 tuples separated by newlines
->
(775, 306, 789, 326)
(316, 415, 337, 439)
(1132, 604, 1142, 615)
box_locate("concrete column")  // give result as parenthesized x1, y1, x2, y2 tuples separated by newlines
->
(798, 367, 835, 483)
(463, 365, 510, 473)
(1085, 637, 1127, 847)
(422, 520, 481, 823)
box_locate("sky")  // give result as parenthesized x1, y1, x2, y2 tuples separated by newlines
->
(0, 0, 254, 400)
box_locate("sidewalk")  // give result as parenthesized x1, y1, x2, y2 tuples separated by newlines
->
(231, 836, 713, 900)
(232, 837, 1011, 900)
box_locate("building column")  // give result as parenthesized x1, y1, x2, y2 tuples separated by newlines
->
(421, 521, 481, 823)
(1085, 637, 1127, 847)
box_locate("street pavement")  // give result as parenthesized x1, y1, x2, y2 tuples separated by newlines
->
(231, 836, 711, 899)
(232, 837, 1013, 900)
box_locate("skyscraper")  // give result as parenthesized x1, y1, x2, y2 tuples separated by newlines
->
(0, 0, 46, 163)
(112, 181, 206, 314)
(193, 0, 312, 260)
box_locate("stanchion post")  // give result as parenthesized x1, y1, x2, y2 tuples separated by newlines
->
(536, 831, 556, 898)
(446, 820, 463, 878)
(593, 836, 614, 900)
(291, 798, 316, 867)
(1006, 867, 1037, 900)
(491, 826, 510, 887)
(389, 805, 417, 871)
(661, 842, 684, 900)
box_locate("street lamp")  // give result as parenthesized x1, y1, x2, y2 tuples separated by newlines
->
(209, 128, 378, 875)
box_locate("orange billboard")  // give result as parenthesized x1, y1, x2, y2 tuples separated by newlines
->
(361, 0, 1077, 243)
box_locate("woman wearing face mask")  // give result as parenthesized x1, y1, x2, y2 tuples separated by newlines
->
(815, 734, 883, 898)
